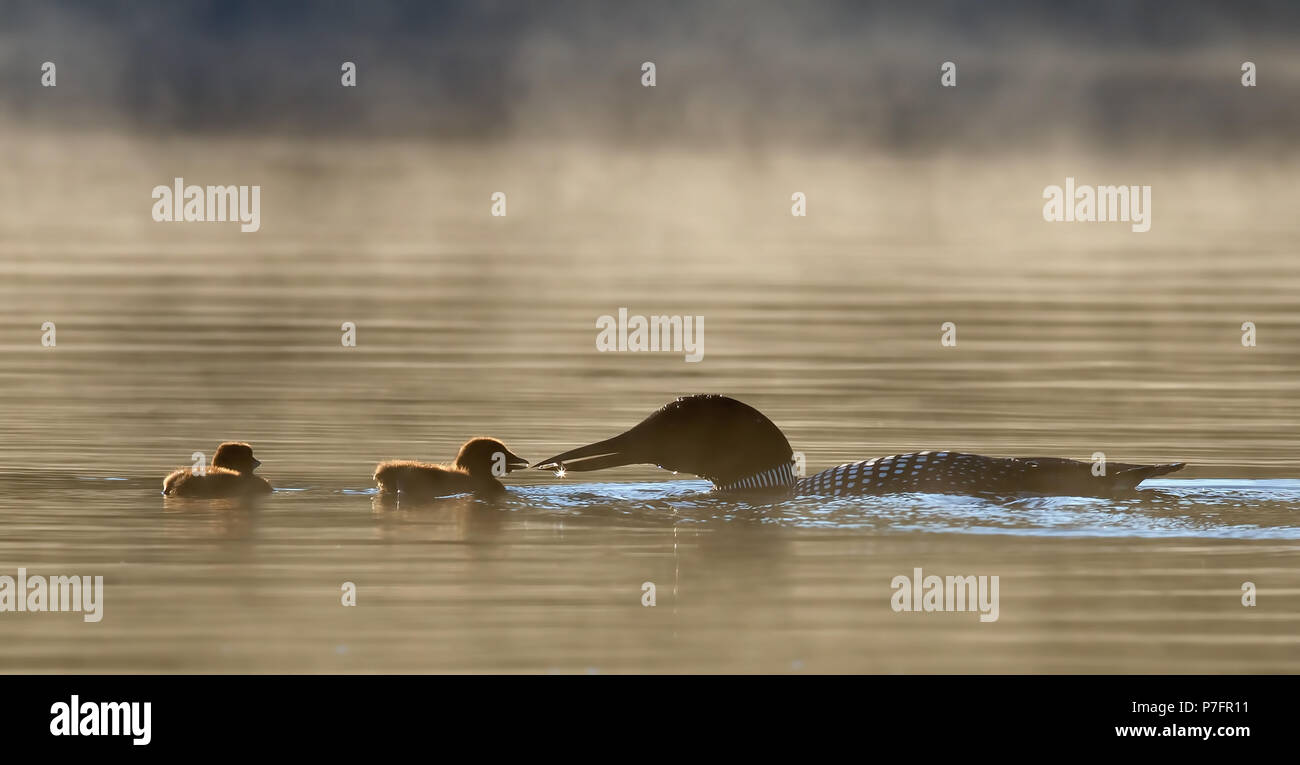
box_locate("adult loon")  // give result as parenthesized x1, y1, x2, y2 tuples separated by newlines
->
(163, 442, 274, 498)
(373, 437, 528, 497)
(532, 395, 1185, 497)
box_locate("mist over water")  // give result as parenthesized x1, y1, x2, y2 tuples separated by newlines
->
(1, 1, 1298, 672)
(4, 0, 1300, 151)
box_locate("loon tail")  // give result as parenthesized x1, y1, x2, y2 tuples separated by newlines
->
(1110, 461, 1186, 491)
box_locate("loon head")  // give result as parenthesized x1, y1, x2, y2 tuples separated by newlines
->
(212, 442, 262, 474)
(454, 437, 529, 479)
(533, 395, 794, 486)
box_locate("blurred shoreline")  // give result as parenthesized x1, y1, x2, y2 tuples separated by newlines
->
(3, 1, 1300, 153)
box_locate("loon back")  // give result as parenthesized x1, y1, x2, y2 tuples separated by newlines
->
(534, 395, 1186, 498)
(788, 452, 1186, 498)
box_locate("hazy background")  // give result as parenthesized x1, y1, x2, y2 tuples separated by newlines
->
(2, 0, 1300, 152)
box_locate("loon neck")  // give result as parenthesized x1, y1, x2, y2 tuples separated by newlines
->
(714, 462, 797, 493)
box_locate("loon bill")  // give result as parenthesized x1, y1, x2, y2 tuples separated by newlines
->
(532, 394, 1186, 498)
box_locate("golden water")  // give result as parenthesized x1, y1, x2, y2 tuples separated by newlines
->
(1, 131, 1297, 672)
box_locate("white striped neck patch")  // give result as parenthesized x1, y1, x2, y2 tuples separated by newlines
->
(714, 462, 798, 493)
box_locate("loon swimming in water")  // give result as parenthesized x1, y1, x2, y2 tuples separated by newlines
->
(532, 395, 1186, 497)
(374, 437, 528, 497)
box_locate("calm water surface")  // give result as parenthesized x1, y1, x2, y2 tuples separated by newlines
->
(1, 133, 1298, 672)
